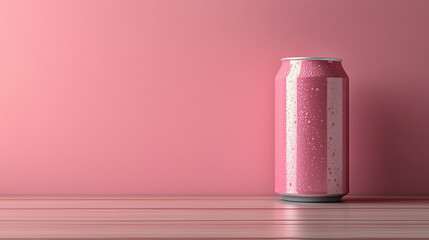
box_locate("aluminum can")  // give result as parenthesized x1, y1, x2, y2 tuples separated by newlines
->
(275, 57, 349, 202)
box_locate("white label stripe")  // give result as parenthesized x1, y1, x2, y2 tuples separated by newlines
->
(285, 61, 301, 193)
(327, 77, 343, 194)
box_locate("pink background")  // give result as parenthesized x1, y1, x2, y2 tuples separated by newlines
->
(0, 0, 428, 196)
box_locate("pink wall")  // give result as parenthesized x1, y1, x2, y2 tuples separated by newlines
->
(0, 0, 428, 196)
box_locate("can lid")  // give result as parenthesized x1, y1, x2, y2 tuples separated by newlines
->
(281, 57, 342, 62)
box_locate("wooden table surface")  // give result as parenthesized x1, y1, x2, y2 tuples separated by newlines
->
(0, 196, 428, 239)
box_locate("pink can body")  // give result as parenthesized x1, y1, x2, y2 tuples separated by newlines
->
(275, 57, 349, 202)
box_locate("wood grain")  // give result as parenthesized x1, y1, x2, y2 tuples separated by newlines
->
(0, 196, 428, 239)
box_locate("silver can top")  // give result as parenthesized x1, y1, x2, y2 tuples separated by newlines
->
(281, 57, 342, 62)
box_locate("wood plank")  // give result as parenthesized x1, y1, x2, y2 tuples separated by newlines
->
(0, 196, 428, 200)
(0, 196, 280, 200)
(0, 196, 428, 209)
(0, 208, 428, 221)
(0, 220, 428, 239)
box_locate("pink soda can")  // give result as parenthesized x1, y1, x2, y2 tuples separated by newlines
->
(275, 57, 349, 202)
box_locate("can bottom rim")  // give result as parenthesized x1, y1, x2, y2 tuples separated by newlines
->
(278, 193, 346, 203)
